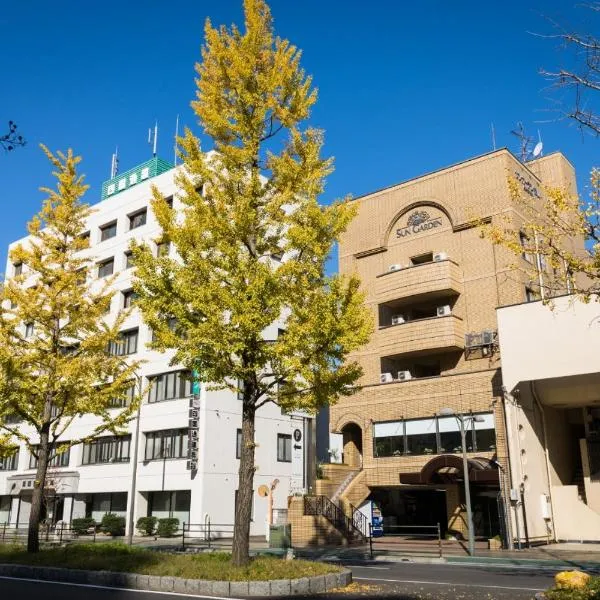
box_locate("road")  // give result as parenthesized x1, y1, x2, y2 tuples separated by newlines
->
(0, 561, 560, 599)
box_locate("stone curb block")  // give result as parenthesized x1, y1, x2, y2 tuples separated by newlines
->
(0, 563, 352, 596)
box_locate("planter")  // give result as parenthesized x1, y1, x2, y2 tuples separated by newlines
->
(488, 538, 502, 550)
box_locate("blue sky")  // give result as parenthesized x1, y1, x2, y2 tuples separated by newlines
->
(0, 1, 597, 270)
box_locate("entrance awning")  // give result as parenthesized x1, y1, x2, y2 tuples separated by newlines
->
(399, 454, 499, 485)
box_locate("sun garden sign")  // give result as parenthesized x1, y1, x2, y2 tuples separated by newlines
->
(396, 210, 443, 238)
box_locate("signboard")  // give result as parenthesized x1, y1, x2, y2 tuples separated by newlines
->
(396, 210, 443, 239)
(371, 502, 384, 537)
(290, 427, 304, 493)
(186, 395, 200, 472)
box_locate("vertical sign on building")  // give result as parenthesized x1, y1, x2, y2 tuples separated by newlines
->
(187, 381, 200, 471)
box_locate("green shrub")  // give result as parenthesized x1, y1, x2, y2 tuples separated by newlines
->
(136, 516, 157, 536)
(71, 517, 96, 535)
(100, 513, 125, 537)
(157, 517, 179, 537)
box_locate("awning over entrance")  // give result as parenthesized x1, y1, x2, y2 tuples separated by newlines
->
(399, 454, 499, 485)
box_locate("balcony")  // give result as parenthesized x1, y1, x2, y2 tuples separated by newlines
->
(376, 259, 463, 304)
(378, 314, 465, 358)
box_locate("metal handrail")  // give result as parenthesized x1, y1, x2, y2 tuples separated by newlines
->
(349, 503, 369, 537)
(303, 495, 366, 541)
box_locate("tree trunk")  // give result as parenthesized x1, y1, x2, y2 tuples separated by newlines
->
(232, 391, 256, 566)
(27, 426, 50, 553)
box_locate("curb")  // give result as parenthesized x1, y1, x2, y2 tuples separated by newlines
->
(0, 564, 352, 597)
(446, 556, 600, 570)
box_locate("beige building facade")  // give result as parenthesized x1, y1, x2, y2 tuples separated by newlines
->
(320, 148, 579, 545)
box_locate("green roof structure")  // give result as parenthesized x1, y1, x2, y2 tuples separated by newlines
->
(101, 157, 174, 200)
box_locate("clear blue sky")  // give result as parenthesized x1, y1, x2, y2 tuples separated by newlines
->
(0, 1, 596, 270)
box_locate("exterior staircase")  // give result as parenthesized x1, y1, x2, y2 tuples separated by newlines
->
(331, 469, 360, 506)
(303, 495, 367, 545)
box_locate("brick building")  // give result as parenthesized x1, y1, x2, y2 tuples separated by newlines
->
(318, 148, 579, 544)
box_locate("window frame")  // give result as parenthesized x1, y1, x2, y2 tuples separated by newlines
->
(128, 208, 147, 230)
(97, 257, 115, 279)
(108, 328, 139, 356)
(29, 444, 71, 469)
(277, 433, 292, 463)
(147, 370, 192, 403)
(144, 428, 189, 461)
(81, 435, 131, 465)
(99, 221, 117, 242)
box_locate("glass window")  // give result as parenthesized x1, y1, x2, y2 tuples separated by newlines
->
(124, 251, 134, 269)
(373, 421, 405, 457)
(0, 450, 18, 471)
(438, 416, 462, 454)
(144, 429, 189, 460)
(525, 287, 539, 303)
(108, 328, 138, 356)
(24, 323, 34, 338)
(0, 495, 11, 523)
(128, 209, 147, 230)
(81, 435, 131, 465)
(108, 382, 136, 408)
(148, 490, 190, 525)
(405, 418, 437, 455)
(277, 434, 292, 462)
(100, 221, 117, 241)
(122, 289, 138, 309)
(13, 263, 22, 276)
(79, 231, 90, 248)
(473, 413, 496, 452)
(148, 370, 191, 403)
(98, 258, 114, 278)
(88, 492, 127, 521)
(236, 429, 242, 459)
(29, 444, 70, 469)
(156, 241, 170, 257)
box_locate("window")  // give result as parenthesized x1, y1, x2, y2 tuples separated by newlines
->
(13, 262, 22, 276)
(108, 328, 139, 356)
(100, 221, 117, 241)
(144, 428, 188, 460)
(525, 287, 539, 303)
(148, 370, 192, 403)
(520, 231, 534, 263)
(277, 433, 292, 462)
(236, 429, 242, 459)
(373, 412, 496, 458)
(271, 251, 283, 262)
(156, 240, 170, 257)
(165, 196, 174, 209)
(122, 289, 138, 309)
(128, 208, 147, 230)
(124, 251, 134, 269)
(412, 362, 441, 378)
(86, 492, 127, 521)
(0, 450, 18, 471)
(79, 231, 91, 248)
(108, 382, 136, 408)
(150, 317, 178, 342)
(148, 490, 190, 525)
(410, 252, 433, 266)
(98, 258, 114, 278)
(82, 435, 131, 465)
(29, 444, 70, 469)
(24, 322, 34, 338)
(76, 269, 87, 286)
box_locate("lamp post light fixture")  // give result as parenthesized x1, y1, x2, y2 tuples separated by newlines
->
(438, 408, 484, 557)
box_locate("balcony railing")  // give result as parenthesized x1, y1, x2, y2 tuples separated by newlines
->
(376, 259, 463, 304)
(378, 314, 465, 357)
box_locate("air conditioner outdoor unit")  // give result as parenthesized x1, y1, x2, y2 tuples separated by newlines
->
(437, 305, 451, 316)
(433, 252, 448, 262)
(380, 372, 394, 383)
(388, 264, 402, 272)
(397, 370, 412, 381)
(482, 329, 495, 345)
(391, 315, 405, 326)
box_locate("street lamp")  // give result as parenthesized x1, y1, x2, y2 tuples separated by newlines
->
(438, 408, 484, 557)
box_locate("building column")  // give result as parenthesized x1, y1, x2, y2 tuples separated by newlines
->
(9, 496, 20, 526)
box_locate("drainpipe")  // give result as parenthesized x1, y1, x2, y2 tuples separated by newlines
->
(500, 391, 515, 550)
(530, 381, 557, 543)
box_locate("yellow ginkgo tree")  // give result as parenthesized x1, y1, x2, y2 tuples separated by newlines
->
(481, 170, 598, 301)
(0, 147, 141, 552)
(131, 0, 373, 566)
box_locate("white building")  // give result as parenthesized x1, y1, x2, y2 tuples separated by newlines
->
(498, 295, 600, 544)
(0, 157, 314, 536)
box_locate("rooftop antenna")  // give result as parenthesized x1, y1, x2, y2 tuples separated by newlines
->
(491, 122, 497, 151)
(174, 114, 179, 166)
(510, 121, 533, 162)
(148, 121, 158, 158)
(532, 129, 543, 159)
(110, 147, 119, 179)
